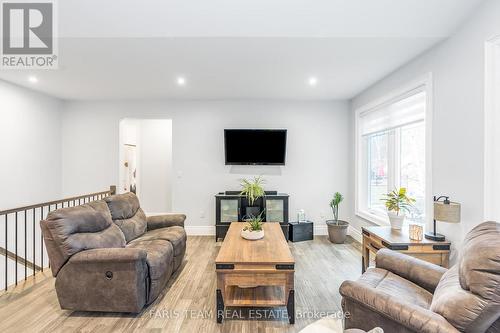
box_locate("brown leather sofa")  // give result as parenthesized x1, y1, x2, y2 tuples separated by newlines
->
(40, 192, 186, 313)
(340, 221, 500, 333)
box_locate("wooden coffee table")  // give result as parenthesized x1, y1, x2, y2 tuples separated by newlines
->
(215, 222, 295, 324)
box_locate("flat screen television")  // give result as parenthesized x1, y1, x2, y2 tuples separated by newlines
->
(224, 129, 287, 165)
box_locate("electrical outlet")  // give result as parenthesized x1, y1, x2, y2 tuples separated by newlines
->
(200, 211, 206, 218)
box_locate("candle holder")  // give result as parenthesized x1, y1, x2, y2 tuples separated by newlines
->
(409, 223, 424, 241)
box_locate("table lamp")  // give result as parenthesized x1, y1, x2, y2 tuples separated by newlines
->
(425, 195, 461, 241)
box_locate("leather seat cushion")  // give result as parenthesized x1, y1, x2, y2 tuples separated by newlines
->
(126, 239, 174, 303)
(356, 267, 433, 309)
(126, 239, 173, 280)
(133, 226, 186, 257)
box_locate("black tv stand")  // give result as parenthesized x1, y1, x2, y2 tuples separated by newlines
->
(215, 192, 289, 241)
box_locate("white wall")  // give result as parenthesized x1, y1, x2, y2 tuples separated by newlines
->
(61, 100, 351, 234)
(0, 80, 63, 209)
(350, 0, 500, 259)
(484, 37, 500, 221)
(0, 79, 62, 288)
(138, 119, 173, 213)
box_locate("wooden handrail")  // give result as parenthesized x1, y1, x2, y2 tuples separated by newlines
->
(0, 185, 116, 216)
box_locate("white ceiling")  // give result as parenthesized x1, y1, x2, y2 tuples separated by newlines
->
(0, 0, 485, 100)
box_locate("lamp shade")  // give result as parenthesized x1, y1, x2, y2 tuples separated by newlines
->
(434, 201, 461, 223)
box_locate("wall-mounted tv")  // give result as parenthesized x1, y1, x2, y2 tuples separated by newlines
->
(224, 129, 287, 165)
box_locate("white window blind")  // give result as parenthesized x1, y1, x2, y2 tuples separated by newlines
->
(359, 89, 426, 136)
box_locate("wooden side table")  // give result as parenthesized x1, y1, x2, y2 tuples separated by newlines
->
(361, 226, 450, 273)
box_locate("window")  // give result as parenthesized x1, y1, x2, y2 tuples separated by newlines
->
(356, 85, 430, 225)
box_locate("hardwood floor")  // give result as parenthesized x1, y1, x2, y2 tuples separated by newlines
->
(0, 236, 362, 333)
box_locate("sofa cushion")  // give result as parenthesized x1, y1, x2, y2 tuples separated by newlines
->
(431, 222, 500, 332)
(340, 269, 455, 333)
(132, 226, 186, 257)
(126, 239, 174, 303)
(104, 192, 140, 219)
(105, 193, 147, 242)
(431, 266, 490, 332)
(356, 267, 433, 309)
(458, 222, 500, 299)
(41, 200, 126, 276)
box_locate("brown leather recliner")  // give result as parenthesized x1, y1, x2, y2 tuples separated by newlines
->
(340, 221, 500, 333)
(40, 192, 187, 313)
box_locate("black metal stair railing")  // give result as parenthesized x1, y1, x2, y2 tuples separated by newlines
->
(0, 185, 116, 291)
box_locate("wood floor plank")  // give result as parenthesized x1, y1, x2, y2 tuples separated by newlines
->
(0, 235, 361, 333)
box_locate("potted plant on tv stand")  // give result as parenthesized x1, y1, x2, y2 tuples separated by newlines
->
(326, 192, 349, 244)
(240, 176, 265, 218)
(381, 187, 415, 229)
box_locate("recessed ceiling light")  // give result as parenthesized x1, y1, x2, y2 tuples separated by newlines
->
(176, 77, 186, 86)
(308, 77, 318, 86)
(28, 76, 38, 83)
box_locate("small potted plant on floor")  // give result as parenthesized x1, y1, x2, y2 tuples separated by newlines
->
(326, 192, 349, 244)
(241, 213, 265, 240)
(381, 187, 415, 229)
(240, 176, 265, 218)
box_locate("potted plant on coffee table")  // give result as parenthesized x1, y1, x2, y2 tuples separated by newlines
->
(381, 187, 415, 229)
(326, 192, 349, 244)
(240, 176, 265, 218)
(241, 213, 265, 240)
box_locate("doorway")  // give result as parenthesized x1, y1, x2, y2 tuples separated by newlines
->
(119, 118, 173, 213)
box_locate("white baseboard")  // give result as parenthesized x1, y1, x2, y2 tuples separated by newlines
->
(348, 225, 362, 243)
(315, 224, 362, 243)
(314, 225, 328, 235)
(149, 214, 364, 242)
(184, 226, 215, 236)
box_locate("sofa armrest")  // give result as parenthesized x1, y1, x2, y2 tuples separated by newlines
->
(69, 248, 147, 264)
(147, 214, 186, 230)
(340, 280, 459, 333)
(375, 248, 446, 293)
(55, 248, 149, 313)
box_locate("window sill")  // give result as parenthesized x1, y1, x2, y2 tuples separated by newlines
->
(355, 210, 390, 226)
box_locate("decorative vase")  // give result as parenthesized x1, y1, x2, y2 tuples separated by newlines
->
(241, 229, 264, 240)
(387, 212, 405, 229)
(325, 220, 349, 244)
(297, 209, 306, 223)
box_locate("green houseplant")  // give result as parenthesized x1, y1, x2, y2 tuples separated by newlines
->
(381, 187, 416, 229)
(240, 176, 265, 218)
(241, 212, 265, 240)
(326, 192, 349, 243)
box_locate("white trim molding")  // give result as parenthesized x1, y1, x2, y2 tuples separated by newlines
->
(348, 226, 362, 243)
(314, 224, 362, 243)
(354, 73, 433, 228)
(484, 35, 500, 221)
(184, 226, 215, 236)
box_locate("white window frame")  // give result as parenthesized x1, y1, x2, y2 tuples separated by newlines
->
(355, 73, 433, 226)
(484, 36, 500, 220)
